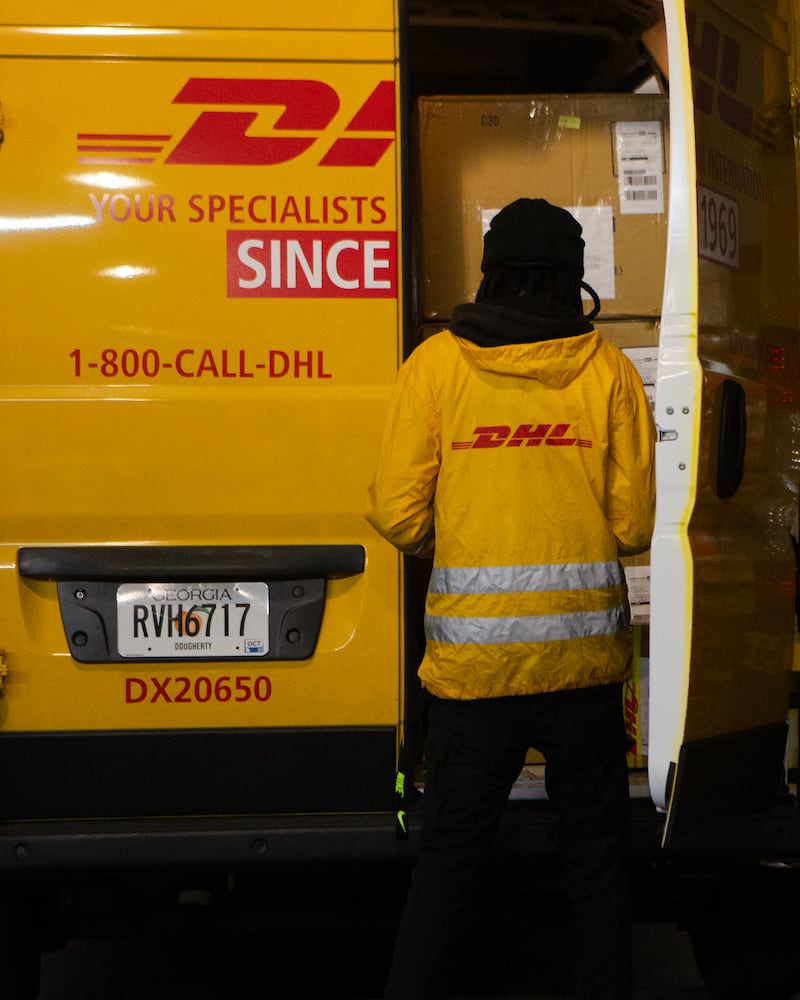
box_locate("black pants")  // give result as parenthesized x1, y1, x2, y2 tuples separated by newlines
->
(384, 683, 633, 1000)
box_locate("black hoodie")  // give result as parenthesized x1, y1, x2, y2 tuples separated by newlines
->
(450, 299, 594, 349)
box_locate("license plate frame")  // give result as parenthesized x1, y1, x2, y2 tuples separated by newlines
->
(116, 581, 270, 659)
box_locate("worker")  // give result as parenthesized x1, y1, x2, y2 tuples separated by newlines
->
(366, 197, 656, 999)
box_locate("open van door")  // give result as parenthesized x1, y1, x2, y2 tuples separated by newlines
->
(649, 0, 800, 847)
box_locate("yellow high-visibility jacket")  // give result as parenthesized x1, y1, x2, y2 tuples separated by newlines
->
(366, 314, 656, 700)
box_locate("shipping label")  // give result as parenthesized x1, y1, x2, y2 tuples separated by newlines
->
(614, 121, 665, 216)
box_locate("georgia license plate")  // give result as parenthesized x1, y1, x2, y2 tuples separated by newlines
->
(116, 582, 269, 658)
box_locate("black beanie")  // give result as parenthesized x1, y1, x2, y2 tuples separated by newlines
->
(481, 198, 585, 279)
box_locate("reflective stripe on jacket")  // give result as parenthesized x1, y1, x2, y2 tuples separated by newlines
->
(366, 325, 656, 699)
(426, 561, 628, 645)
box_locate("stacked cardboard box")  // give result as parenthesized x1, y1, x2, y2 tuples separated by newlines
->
(414, 93, 669, 323)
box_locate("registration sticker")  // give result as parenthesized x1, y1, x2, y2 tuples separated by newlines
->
(117, 582, 269, 658)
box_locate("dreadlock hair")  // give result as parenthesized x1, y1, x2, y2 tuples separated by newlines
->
(476, 263, 600, 320)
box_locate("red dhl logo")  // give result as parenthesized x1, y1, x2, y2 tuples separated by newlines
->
(686, 10, 776, 149)
(624, 679, 639, 751)
(77, 79, 396, 167)
(452, 424, 593, 450)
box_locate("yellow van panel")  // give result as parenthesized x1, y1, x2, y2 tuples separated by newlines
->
(0, 3, 394, 31)
(0, 12, 403, 734)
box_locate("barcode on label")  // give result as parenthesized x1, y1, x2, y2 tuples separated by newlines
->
(624, 188, 660, 201)
(625, 173, 658, 186)
(615, 121, 664, 214)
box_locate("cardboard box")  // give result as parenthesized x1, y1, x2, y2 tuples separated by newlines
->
(414, 94, 669, 322)
(624, 625, 649, 769)
(616, 337, 654, 626)
(595, 321, 656, 628)
(596, 317, 659, 351)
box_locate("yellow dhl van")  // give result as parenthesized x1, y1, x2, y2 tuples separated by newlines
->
(3, 0, 800, 991)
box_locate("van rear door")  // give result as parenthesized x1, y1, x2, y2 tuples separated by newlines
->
(649, 0, 800, 847)
(0, 3, 403, 828)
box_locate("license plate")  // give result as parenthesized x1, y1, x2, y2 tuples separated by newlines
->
(116, 582, 269, 658)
